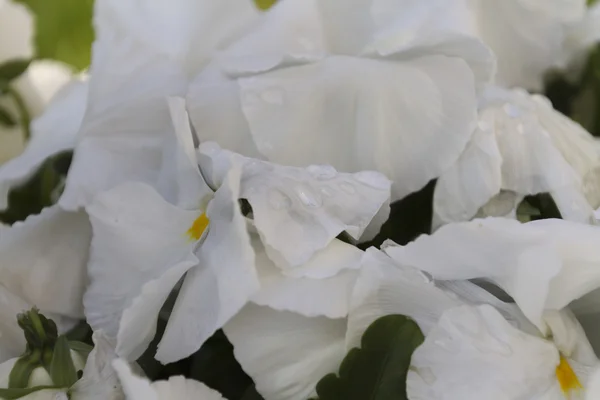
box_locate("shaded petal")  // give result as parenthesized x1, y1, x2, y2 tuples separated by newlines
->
(59, 0, 189, 210)
(407, 305, 561, 400)
(0, 284, 29, 362)
(0, 205, 90, 318)
(85, 182, 199, 355)
(347, 248, 464, 349)
(433, 117, 502, 228)
(155, 97, 212, 209)
(252, 236, 360, 318)
(224, 304, 346, 400)
(386, 217, 600, 332)
(0, 80, 88, 210)
(70, 331, 123, 400)
(199, 142, 390, 266)
(236, 54, 476, 201)
(156, 165, 258, 363)
(113, 359, 224, 400)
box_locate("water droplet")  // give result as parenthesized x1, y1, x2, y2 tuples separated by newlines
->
(262, 140, 274, 151)
(339, 182, 356, 194)
(268, 189, 293, 210)
(353, 171, 390, 190)
(307, 165, 337, 180)
(321, 187, 335, 198)
(503, 103, 522, 118)
(295, 183, 322, 208)
(516, 123, 526, 135)
(260, 87, 284, 105)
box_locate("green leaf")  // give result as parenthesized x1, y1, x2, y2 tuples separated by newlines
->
(49, 336, 78, 388)
(0, 385, 61, 399)
(0, 59, 31, 89)
(254, 0, 278, 10)
(12, 0, 94, 70)
(0, 106, 17, 127)
(313, 315, 424, 400)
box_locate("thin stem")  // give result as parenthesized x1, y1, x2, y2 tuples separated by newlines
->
(5, 85, 31, 140)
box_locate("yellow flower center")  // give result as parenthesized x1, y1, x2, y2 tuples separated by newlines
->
(556, 355, 582, 396)
(186, 212, 209, 241)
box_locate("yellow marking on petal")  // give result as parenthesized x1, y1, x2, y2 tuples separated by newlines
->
(556, 355, 582, 396)
(187, 212, 209, 241)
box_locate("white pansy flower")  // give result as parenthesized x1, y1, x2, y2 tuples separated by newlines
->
(113, 359, 223, 400)
(58, 0, 259, 211)
(0, 0, 74, 163)
(350, 248, 598, 399)
(434, 85, 600, 228)
(85, 98, 390, 365)
(187, 0, 494, 201)
(463, 0, 587, 90)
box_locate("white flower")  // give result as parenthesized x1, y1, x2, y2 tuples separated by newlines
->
(434, 85, 600, 228)
(84, 98, 390, 366)
(112, 359, 223, 400)
(587, 366, 600, 400)
(0, 0, 74, 163)
(186, 0, 494, 201)
(351, 248, 598, 399)
(58, 0, 260, 211)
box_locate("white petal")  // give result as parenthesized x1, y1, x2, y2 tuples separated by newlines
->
(543, 309, 597, 366)
(0, 80, 88, 210)
(0, 284, 28, 361)
(433, 117, 502, 227)
(199, 142, 390, 266)
(587, 365, 600, 400)
(85, 182, 199, 358)
(347, 248, 463, 349)
(0, 205, 90, 318)
(113, 359, 224, 400)
(217, 0, 327, 75)
(407, 305, 561, 400)
(156, 165, 258, 363)
(236, 54, 476, 201)
(58, 0, 189, 210)
(386, 217, 600, 332)
(224, 304, 346, 400)
(469, 0, 585, 90)
(156, 97, 212, 209)
(70, 332, 123, 400)
(252, 236, 360, 318)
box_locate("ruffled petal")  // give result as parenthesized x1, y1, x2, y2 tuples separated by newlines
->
(156, 165, 258, 363)
(0, 80, 88, 210)
(59, 0, 189, 210)
(70, 332, 123, 400)
(199, 142, 390, 266)
(407, 305, 561, 400)
(237, 54, 476, 201)
(0, 205, 90, 318)
(433, 117, 502, 227)
(252, 236, 361, 318)
(84, 182, 199, 354)
(224, 304, 346, 400)
(113, 359, 225, 400)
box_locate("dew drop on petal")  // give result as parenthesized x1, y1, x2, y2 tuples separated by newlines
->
(503, 103, 523, 118)
(516, 123, 526, 135)
(295, 183, 322, 208)
(268, 189, 293, 210)
(353, 171, 390, 190)
(307, 165, 337, 180)
(321, 187, 335, 198)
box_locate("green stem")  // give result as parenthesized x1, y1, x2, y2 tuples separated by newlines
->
(5, 85, 31, 141)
